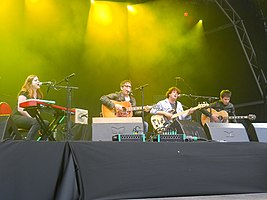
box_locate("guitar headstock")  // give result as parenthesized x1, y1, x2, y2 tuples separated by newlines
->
(197, 102, 209, 109)
(248, 114, 256, 121)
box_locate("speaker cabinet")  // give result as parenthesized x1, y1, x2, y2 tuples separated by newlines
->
(92, 117, 143, 141)
(170, 120, 208, 140)
(204, 123, 249, 142)
(248, 123, 267, 142)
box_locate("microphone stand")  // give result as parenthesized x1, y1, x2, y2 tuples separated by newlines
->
(185, 94, 218, 101)
(133, 84, 149, 134)
(52, 73, 78, 140)
(184, 94, 218, 123)
(175, 77, 197, 96)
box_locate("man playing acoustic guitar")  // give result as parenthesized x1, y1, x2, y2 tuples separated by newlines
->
(100, 80, 150, 132)
(201, 89, 237, 124)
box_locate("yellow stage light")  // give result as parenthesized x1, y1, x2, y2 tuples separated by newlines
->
(127, 5, 134, 12)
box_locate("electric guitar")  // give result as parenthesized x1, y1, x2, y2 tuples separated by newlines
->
(200, 108, 256, 126)
(151, 103, 209, 130)
(101, 100, 155, 117)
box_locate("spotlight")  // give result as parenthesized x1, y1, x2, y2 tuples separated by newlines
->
(184, 11, 189, 17)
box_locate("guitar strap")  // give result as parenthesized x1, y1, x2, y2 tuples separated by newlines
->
(170, 102, 177, 114)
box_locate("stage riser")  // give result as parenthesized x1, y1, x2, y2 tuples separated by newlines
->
(1, 141, 267, 200)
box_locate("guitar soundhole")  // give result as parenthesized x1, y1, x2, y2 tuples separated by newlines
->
(116, 111, 128, 117)
(152, 119, 158, 128)
(116, 108, 131, 117)
(217, 116, 228, 123)
(218, 116, 223, 121)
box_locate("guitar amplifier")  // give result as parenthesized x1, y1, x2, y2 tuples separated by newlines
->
(112, 133, 145, 142)
(92, 117, 143, 141)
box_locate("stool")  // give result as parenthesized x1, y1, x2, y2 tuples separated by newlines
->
(0, 102, 12, 116)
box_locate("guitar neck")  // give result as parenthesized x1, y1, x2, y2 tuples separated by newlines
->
(171, 105, 205, 119)
(171, 110, 188, 119)
(131, 106, 149, 111)
(228, 116, 249, 120)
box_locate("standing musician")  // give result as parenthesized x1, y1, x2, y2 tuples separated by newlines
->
(150, 86, 194, 121)
(100, 80, 149, 132)
(201, 89, 237, 123)
(11, 75, 49, 140)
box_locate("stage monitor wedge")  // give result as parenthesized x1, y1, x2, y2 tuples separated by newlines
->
(170, 120, 208, 140)
(248, 123, 267, 142)
(92, 117, 143, 141)
(204, 122, 249, 142)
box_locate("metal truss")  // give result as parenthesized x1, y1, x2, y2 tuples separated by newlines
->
(214, 0, 267, 100)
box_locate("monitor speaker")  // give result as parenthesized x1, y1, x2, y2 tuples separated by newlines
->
(92, 117, 143, 141)
(204, 123, 249, 142)
(170, 120, 208, 140)
(248, 123, 267, 142)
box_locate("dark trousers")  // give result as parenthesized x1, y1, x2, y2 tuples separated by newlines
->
(11, 114, 44, 140)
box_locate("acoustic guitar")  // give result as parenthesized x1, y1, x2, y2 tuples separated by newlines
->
(200, 108, 256, 126)
(101, 100, 155, 117)
(151, 103, 209, 130)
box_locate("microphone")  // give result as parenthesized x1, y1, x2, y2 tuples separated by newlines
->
(178, 94, 189, 97)
(40, 81, 53, 86)
(175, 77, 184, 81)
(133, 84, 149, 91)
(65, 73, 76, 81)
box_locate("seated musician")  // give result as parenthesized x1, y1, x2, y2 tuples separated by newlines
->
(100, 80, 149, 133)
(11, 75, 49, 140)
(201, 89, 237, 123)
(150, 86, 194, 122)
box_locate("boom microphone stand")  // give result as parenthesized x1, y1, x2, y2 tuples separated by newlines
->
(175, 77, 197, 96)
(182, 94, 218, 122)
(52, 73, 78, 140)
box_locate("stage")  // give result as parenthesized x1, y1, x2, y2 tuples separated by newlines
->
(0, 140, 267, 200)
(134, 193, 267, 200)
